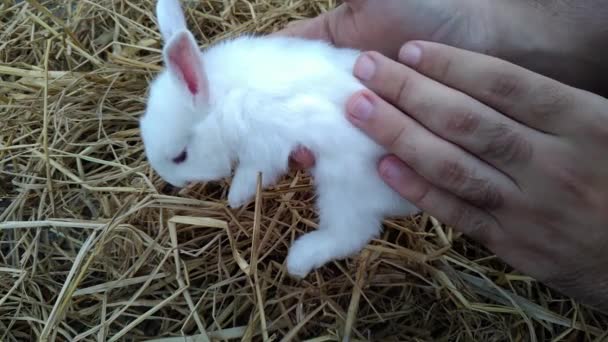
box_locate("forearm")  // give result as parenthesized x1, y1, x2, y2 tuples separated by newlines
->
(487, 0, 608, 96)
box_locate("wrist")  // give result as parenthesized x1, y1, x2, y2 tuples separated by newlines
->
(484, 0, 607, 95)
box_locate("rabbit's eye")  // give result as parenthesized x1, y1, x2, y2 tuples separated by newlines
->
(172, 149, 187, 164)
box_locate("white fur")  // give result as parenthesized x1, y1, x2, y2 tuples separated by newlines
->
(141, 0, 420, 278)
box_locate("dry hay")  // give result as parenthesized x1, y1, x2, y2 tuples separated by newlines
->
(0, 0, 607, 341)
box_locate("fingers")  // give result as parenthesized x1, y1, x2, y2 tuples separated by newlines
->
(378, 156, 503, 246)
(271, 2, 365, 50)
(352, 51, 540, 176)
(271, 14, 332, 41)
(346, 89, 514, 210)
(271, 3, 348, 44)
(397, 41, 590, 136)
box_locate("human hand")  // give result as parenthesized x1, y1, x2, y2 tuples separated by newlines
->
(336, 41, 608, 312)
(276, 0, 608, 108)
(291, 2, 479, 168)
(275, 0, 496, 64)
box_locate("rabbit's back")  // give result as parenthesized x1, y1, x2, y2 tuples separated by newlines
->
(202, 34, 378, 162)
(203, 35, 362, 104)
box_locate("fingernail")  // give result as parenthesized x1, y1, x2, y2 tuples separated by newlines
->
(399, 43, 421, 66)
(379, 157, 401, 181)
(348, 93, 374, 122)
(379, 156, 415, 182)
(354, 54, 376, 81)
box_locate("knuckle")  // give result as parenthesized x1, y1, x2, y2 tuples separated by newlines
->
(416, 43, 453, 81)
(447, 203, 472, 229)
(485, 70, 523, 102)
(448, 206, 494, 245)
(410, 180, 433, 205)
(385, 123, 411, 156)
(481, 123, 533, 165)
(465, 177, 505, 210)
(528, 82, 573, 122)
(408, 97, 434, 121)
(552, 166, 592, 202)
(468, 179, 504, 210)
(445, 109, 481, 136)
(437, 160, 469, 189)
(434, 53, 453, 81)
(393, 70, 411, 109)
(324, 12, 340, 46)
(364, 50, 415, 109)
(367, 50, 412, 107)
(466, 215, 495, 245)
(438, 160, 504, 210)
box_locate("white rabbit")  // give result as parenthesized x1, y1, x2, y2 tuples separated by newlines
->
(140, 0, 420, 278)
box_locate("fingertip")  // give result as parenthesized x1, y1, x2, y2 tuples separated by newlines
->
(353, 52, 377, 81)
(398, 42, 422, 67)
(346, 90, 375, 124)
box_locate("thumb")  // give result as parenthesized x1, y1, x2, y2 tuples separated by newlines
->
(342, 0, 366, 9)
(271, 14, 332, 41)
(271, 3, 358, 47)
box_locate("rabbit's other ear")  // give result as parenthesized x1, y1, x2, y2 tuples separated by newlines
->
(156, 0, 188, 42)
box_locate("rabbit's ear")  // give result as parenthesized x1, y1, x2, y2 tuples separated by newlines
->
(163, 30, 209, 102)
(156, 0, 188, 42)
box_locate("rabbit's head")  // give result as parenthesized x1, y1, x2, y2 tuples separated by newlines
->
(140, 0, 230, 187)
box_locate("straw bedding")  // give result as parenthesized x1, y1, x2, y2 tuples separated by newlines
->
(1, 0, 607, 341)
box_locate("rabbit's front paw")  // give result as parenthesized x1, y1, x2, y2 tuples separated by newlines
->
(227, 187, 252, 208)
(227, 168, 258, 208)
